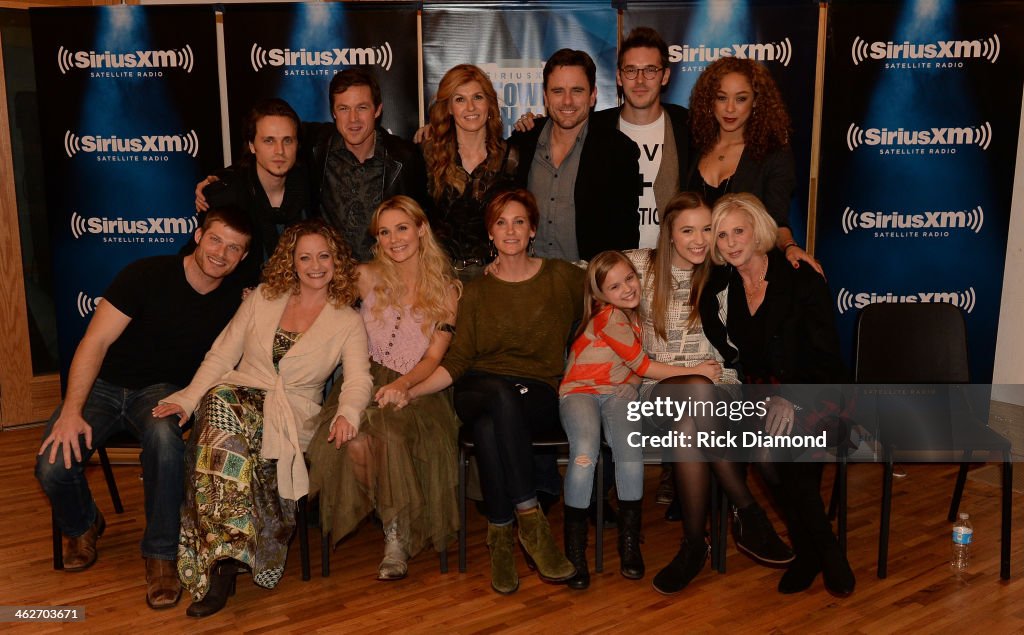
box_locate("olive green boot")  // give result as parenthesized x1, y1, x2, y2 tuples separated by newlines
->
(516, 506, 576, 583)
(487, 523, 519, 594)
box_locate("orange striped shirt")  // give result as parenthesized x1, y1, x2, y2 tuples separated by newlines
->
(559, 304, 652, 397)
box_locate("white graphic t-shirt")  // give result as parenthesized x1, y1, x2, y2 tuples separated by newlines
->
(619, 112, 665, 249)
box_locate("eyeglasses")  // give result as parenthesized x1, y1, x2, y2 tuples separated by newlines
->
(619, 65, 664, 80)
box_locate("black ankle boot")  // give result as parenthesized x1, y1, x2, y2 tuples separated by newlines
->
(819, 538, 855, 596)
(186, 560, 242, 618)
(778, 555, 821, 594)
(617, 499, 644, 579)
(564, 505, 590, 590)
(733, 504, 795, 566)
(652, 539, 709, 595)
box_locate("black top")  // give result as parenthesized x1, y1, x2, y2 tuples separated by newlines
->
(185, 161, 310, 286)
(427, 142, 519, 262)
(686, 145, 796, 229)
(509, 117, 642, 260)
(715, 249, 847, 384)
(98, 255, 243, 389)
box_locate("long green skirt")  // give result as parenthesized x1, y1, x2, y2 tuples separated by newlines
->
(307, 362, 460, 558)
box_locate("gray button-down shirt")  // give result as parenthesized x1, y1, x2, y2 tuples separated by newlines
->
(528, 120, 587, 261)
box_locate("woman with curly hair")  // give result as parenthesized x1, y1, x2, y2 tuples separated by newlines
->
(422, 64, 519, 279)
(687, 57, 818, 272)
(154, 219, 372, 617)
(308, 195, 462, 581)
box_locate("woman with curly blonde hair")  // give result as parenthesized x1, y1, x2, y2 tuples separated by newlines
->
(308, 195, 463, 581)
(687, 57, 819, 273)
(155, 219, 372, 617)
(422, 64, 519, 278)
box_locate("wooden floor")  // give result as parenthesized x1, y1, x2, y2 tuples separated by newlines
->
(3, 424, 1024, 634)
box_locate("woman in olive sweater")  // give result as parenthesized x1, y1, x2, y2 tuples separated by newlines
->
(406, 188, 582, 595)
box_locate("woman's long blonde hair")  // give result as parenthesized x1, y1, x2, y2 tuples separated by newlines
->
(644, 192, 714, 337)
(423, 64, 506, 199)
(577, 250, 641, 338)
(261, 219, 358, 308)
(367, 195, 462, 333)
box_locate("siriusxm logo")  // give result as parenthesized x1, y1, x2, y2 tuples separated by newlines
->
(846, 122, 992, 151)
(57, 45, 194, 74)
(836, 287, 976, 315)
(669, 39, 793, 66)
(249, 43, 393, 72)
(841, 206, 984, 234)
(851, 35, 1000, 65)
(70, 211, 197, 239)
(64, 130, 199, 158)
(76, 292, 103, 318)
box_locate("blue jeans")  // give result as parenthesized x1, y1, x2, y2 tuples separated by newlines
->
(35, 378, 185, 560)
(560, 389, 644, 509)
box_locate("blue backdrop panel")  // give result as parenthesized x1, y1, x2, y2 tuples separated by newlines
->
(817, 0, 1024, 382)
(221, 2, 419, 154)
(623, 0, 820, 244)
(30, 5, 223, 385)
(422, 1, 619, 139)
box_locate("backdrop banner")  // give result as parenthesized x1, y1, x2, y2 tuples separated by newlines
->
(221, 1, 419, 156)
(30, 5, 222, 384)
(622, 0, 820, 243)
(816, 0, 1024, 381)
(422, 1, 619, 139)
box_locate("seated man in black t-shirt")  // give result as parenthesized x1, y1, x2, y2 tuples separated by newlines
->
(35, 207, 252, 611)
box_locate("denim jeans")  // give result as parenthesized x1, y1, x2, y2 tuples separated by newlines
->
(35, 378, 185, 560)
(560, 388, 644, 509)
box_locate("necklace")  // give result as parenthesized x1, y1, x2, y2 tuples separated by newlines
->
(743, 255, 769, 298)
(715, 140, 744, 161)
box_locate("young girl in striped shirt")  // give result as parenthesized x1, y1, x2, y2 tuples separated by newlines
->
(559, 250, 721, 590)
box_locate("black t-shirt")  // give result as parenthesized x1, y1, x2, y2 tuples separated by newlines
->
(98, 255, 243, 389)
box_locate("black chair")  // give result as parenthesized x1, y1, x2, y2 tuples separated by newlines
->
(854, 302, 1011, 580)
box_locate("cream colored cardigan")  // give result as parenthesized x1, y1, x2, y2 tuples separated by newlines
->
(163, 285, 372, 500)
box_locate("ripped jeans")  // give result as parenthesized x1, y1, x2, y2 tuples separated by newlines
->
(560, 388, 644, 509)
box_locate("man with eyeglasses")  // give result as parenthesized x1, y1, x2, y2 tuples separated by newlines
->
(597, 26, 689, 248)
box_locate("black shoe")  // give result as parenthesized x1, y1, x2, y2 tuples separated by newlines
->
(664, 496, 682, 522)
(733, 504, 795, 566)
(186, 561, 241, 618)
(778, 556, 821, 594)
(652, 540, 709, 595)
(588, 498, 618, 530)
(617, 500, 644, 580)
(820, 544, 855, 596)
(564, 506, 590, 590)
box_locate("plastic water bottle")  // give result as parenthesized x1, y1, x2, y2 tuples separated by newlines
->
(951, 512, 973, 573)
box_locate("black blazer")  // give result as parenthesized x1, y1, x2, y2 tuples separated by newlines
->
(590, 101, 691, 189)
(688, 145, 796, 229)
(510, 118, 641, 260)
(716, 249, 847, 384)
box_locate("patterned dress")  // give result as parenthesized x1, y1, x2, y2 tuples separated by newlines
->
(308, 290, 460, 558)
(178, 328, 301, 600)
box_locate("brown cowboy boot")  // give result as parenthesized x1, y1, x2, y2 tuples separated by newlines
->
(63, 510, 105, 572)
(145, 558, 182, 609)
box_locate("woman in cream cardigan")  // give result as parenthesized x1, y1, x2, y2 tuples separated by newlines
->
(154, 219, 372, 617)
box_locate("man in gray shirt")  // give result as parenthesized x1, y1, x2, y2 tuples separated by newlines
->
(510, 49, 641, 261)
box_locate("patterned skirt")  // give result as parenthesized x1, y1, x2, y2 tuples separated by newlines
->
(177, 384, 296, 600)
(307, 362, 460, 558)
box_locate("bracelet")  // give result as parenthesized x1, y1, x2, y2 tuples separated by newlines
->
(782, 242, 799, 252)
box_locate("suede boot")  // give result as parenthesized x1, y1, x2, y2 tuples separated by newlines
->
(652, 539, 709, 595)
(617, 499, 644, 579)
(186, 560, 241, 618)
(487, 523, 519, 594)
(145, 557, 181, 609)
(515, 506, 576, 583)
(733, 503, 795, 566)
(563, 505, 590, 590)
